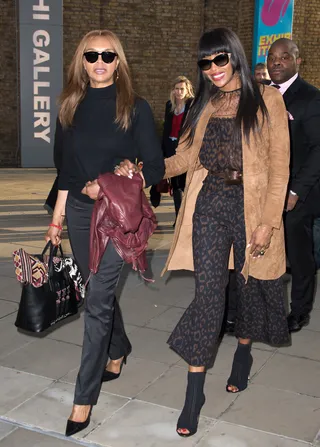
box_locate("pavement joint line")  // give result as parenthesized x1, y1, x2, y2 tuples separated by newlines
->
(273, 350, 320, 363)
(1, 395, 316, 447)
(0, 424, 19, 443)
(314, 428, 320, 444)
(304, 327, 320, 334)
(269, 349, 320, 364)
(142, 303, 174, 328)
(0, 365, 58, 383)
(234, 382, 320, 400)
(0, 311, 18, 321)
(249, 348, 277, 381)
(133, 363, 174, 400)
(214, 420, 315, 445)
(82, 398, 132, 441)
(0, 340, 35, 361)
(2, 379, 55, 419)
(194, 418, 219, 446)
(0, 416, 102, 446)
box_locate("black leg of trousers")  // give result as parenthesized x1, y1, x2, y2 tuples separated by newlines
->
(284, 202, 316, 318)
(66, 195, 130, 405)
(226, 270, 237, 321)
(172, 188, 183, 217)
(74, 242, 124, 405)
(186, 213, 231, 366)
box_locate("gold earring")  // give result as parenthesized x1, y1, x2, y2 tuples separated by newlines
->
(115, 69, 119, 81)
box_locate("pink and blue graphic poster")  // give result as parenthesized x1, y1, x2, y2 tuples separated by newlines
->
(252, 0, 295, 67)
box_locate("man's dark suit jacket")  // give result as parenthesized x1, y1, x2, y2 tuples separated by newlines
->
(282, 76, 320, 205)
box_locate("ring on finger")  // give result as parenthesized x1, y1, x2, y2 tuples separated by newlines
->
(259, 249, 265, 256)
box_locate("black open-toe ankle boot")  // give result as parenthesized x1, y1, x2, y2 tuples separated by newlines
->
(226, 342, 253, 393)
(176, 371, 206, 438)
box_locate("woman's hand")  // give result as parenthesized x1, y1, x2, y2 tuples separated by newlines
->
(45, 225, 62, 246)
(114, 160, 146, 187)
(114, 159, 139, 178)
(249, 224, 273, 258)
(81, 179, 100, 200)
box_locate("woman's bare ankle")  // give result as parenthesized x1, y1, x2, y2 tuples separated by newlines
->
(105, 356, 124, 373)
(69, 404, 91, 422)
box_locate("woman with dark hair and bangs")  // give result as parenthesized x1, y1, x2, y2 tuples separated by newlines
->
(161, 27, 290, 436)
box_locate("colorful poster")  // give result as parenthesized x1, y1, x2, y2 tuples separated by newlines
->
(252, 0, 295, 67)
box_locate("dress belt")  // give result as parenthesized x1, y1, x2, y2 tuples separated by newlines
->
(209, 169, 243, 185)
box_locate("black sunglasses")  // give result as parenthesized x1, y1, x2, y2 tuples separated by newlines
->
(198, 53, 230, 71)
(83, 51, 117, 64)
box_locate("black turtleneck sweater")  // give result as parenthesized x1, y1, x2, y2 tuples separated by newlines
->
(56, 83, 165, 203)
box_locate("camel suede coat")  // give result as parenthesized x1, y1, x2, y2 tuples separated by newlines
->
(162, 86, 290, 281)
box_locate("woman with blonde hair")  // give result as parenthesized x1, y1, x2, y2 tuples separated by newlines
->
(45, 29, 164, 437)
(162, 76, 194, 220)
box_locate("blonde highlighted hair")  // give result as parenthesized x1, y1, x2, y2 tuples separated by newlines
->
(58, 30, 135, 130)
(169, 76, 194, 112)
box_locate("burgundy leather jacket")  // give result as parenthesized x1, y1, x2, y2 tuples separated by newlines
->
(89, 172, 157, 275)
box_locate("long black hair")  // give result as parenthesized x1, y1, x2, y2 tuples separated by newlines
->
(183, 27, 269, 147)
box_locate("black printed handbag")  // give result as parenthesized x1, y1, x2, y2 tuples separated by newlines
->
(15, 241, 80, 333)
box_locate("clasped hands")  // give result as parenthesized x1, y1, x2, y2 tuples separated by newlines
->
(81, 160, 144, 200)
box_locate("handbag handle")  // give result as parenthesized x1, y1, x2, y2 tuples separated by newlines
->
(42, 241, 64, 258)
(42, 241, 65, 277)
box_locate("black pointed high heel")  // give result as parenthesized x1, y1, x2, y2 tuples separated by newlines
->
(65, 406, 92, 437)
(226, 343, 253, 393)
(176, 371, 206, 438)
(102, 348, 131, 383)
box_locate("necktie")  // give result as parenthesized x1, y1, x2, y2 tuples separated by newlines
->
(271, 84, 280, 89)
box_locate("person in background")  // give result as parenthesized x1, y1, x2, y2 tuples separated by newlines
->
(254, 62, 270, 83)
(162, 76, 194, 221)
(267, 38, 320, 333)
(162, 27, 290, 437)
(45, 29, 164, 438)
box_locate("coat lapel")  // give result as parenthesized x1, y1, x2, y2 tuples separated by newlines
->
(282, 76, 303, 109)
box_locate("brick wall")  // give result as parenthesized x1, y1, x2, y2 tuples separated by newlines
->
(0, 0, 19, 167)
(99, 0, 204, 123)
(1, 0, 319, 166)
(293, 0, 320, 87)
(204, 0, 255, 66)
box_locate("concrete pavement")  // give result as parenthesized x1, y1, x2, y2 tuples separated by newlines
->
(0, 169, 320, 446)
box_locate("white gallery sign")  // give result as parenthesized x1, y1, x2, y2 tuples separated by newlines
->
(18, 0, 63, 167)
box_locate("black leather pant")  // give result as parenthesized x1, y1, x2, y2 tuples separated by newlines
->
(66, 195, 131, 405)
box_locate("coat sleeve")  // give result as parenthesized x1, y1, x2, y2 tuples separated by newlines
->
(290, 92, 320, 200)
(55, 118, 70, 191)
(164, 134, 192, 179)
(132, 99, 165, 187)
(53, 117, 63, 172)
(260, 90, 290, 229)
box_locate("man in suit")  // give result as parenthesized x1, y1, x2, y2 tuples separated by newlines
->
(267, 38, 320, 332)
